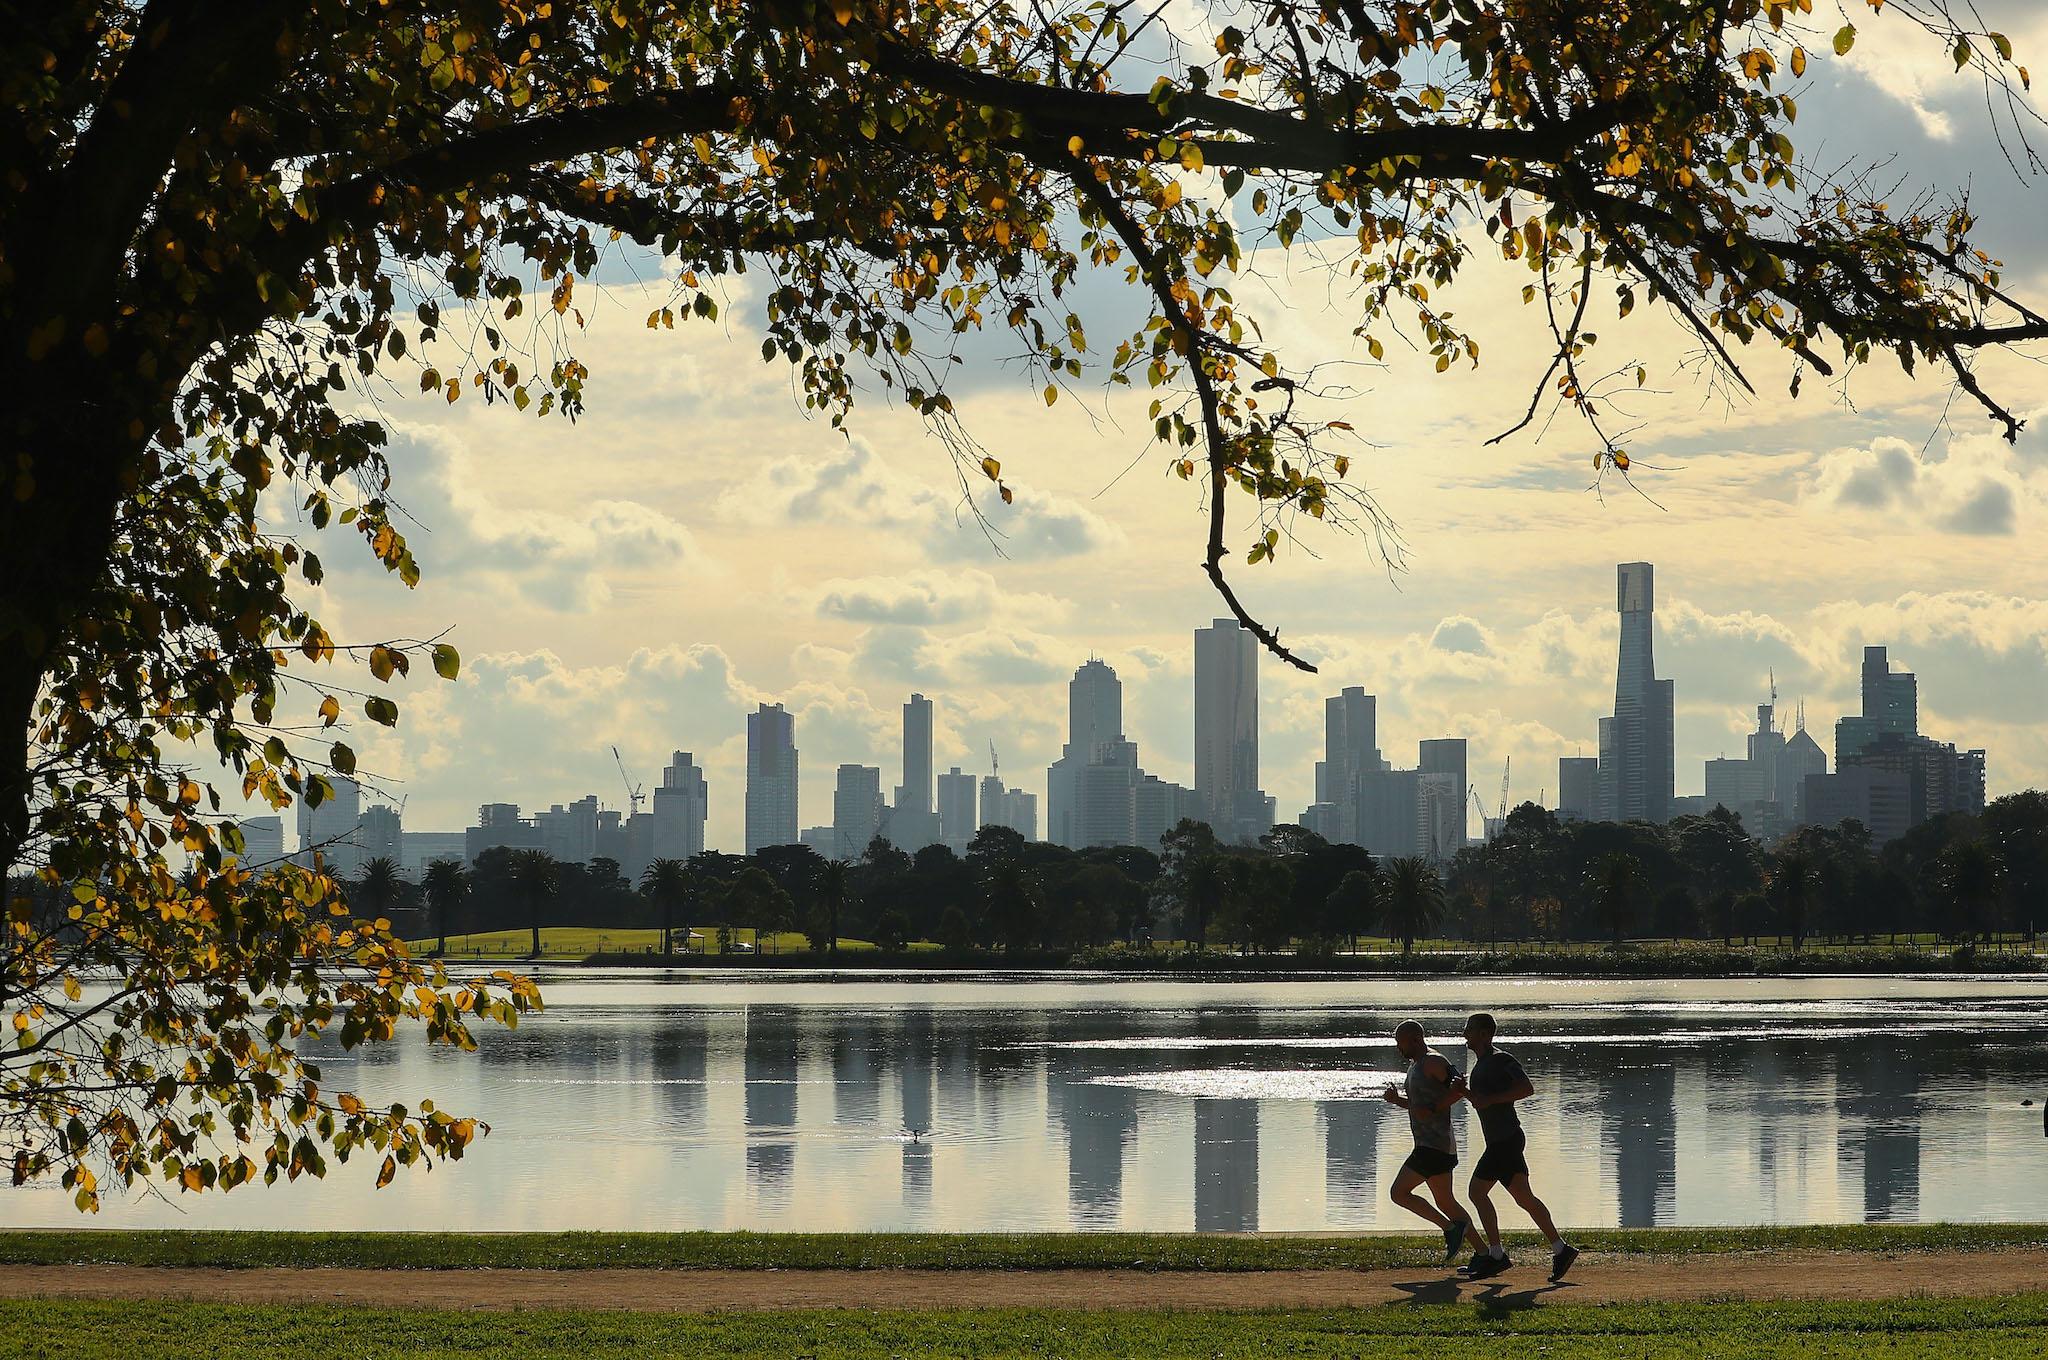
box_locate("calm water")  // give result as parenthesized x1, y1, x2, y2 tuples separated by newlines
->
(9, 973, 2048, 1232)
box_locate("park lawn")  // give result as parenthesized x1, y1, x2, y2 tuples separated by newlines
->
(10, 1296, 2048, 1360)
(417, 927, 892, 958)
(5, 1224, 2044, 1271)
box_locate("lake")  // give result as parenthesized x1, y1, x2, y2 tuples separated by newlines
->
(8, 972, 2047, 1232)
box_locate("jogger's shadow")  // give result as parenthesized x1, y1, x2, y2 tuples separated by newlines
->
(1388, 1276, 1577, 1313)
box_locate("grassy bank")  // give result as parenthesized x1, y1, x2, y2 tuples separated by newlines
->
(6, 1224, 2044, 1271)
(577, 942, 2042, 976)
(12, 1295, 2048, 1360)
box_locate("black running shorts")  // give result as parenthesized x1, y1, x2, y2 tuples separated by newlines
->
(1401, 1147, 1458, 1179)
(1472, 1139, 1530, 1184)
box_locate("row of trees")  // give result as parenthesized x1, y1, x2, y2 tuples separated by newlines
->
(346, 790, 2048, 956)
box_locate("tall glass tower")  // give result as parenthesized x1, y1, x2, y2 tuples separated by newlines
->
(1596, 563, 1674, 823)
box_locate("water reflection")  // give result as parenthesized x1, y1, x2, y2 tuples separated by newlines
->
(1194, 1099, 1259, 1231)
(1319, 1100, 1381, 1226)
(7, 976, 2048, 1232)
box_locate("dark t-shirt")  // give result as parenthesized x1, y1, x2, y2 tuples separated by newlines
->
(1468, 1048, 1528, 1145)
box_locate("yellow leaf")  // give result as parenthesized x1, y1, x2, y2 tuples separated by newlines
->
(376, 1156, 396, 1189)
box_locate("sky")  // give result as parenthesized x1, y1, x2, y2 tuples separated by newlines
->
(255, 8, 2048, 851)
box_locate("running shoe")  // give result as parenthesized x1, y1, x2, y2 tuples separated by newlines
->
(1549, 1243, 1580, 1282)
(1443, 1219, 1469, 1262)
(1460, 1252, 1510, 1280)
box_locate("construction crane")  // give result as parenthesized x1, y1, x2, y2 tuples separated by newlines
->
(1470, 786, 1490, 839)
(611, 745, 645, 815)
(989, 739, 999, 782)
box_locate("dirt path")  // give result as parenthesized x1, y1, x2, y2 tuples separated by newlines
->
(4, 1249, 2045, 1312)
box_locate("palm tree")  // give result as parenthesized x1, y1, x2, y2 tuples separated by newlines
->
(816, 859, 849, 957)
(640, 858, 692, 957)
(421, 859, 467, 957)
(1591, 852, 1646, 948)
(1380, 857, 1446, 956)
(354, 856, 402, 920)
(1934, 839, 2003, 943)
(509, 849, 559, 958)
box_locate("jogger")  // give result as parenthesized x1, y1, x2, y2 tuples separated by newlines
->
(1453, 1011, 1577, 1282)
(1382, 1020, 1474, 1263)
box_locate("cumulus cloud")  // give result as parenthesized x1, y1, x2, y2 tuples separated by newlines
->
(808, 569, 1066, 628)
(718, 437, 1120, 561)
(1807, 435, 2035, 537)
(340, 424, 712, 610)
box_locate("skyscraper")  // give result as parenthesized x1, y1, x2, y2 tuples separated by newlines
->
(1837, 646, 1918, 762)
(1194, 618, 1272, 843)
(745, 702, 799, 854)
(832, 763, 883, 862)
(296, 772, 363, 877)
(1596, 563, 1674, 824)
(899, 693, 934, 815)
(1310, 686, 1382, 842)
(937, 766, 978, 852)
(1068, 660, 1123, 757)
(1557, 756, 1599, 821)
(651, 750, 708, 861)
(1048, 659, 1132, 848)
(1418, 738, 1469, 851)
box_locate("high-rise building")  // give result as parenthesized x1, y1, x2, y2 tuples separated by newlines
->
(464, 802, 541, 863)
(296, 773, 363, 877)
(1000, 788, 1038, 841)
(832, 763, 883, 862)
(799, 826, 837, 858)
(359, 804, 403, 866)
(899, 693, 934, 816)
(1557, 757, 1599, 821)
(937, 766, 978, 852)
(1595, 562, 1674, 824)
(1355, 768, 1461, 860)
(652, 750, 708, 862)
(1048, 659, 1139, 848)
(1136, 773, 1202, 852)
(535, 795, 600, 864)
(399, 831, 465, 879)
(232, 815, 285, 867)
(1194, 618, 1273, 843)
(746, 702, 799, 854)
(1780, 720, 1828, 824)
(1803, 765, 1913, 845)
(1309, 687, 1383, 844)
(1417, 738, 1469, 851)
(978, 775, 1007, 832)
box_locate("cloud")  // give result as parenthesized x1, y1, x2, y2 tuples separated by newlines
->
(1429, 616, 1492, 655)
(718, 437, 1120, 562)
(809, 569, 1066, 627)
(357, 424, 710, 609)
(1806, 435, 2035, 537)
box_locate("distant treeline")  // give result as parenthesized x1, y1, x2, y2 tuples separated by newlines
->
(16, 793, 2039, 956)
(369, 788, 2048, 954)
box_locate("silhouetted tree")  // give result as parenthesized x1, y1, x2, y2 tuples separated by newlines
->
(420, 859, 466, 957)
(1380, 858, 1445, 956)
(509, 850, 560, 957)
(1325, 866, 1381, 952)
(640, 858, 692, 957)
(1590, 852, 1645, 948)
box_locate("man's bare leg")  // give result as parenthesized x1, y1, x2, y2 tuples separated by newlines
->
(1469, 1175, 1503, 1249)
(1389, 1166, 1449, 1230)
(1424, 1173, 1473, 1232)
(1507, 1173, 1564, 1248)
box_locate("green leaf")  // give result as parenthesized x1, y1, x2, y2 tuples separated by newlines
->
(431, 643, 461, 681)
(1833, 25, 1856, 56)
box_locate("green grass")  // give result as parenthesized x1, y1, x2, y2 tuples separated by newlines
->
(417, 926, 865, 958)
(5, 1224, 2043, 1271)
(9, 1296, 2048, 1359)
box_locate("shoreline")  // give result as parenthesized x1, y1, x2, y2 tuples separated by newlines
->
(563, 944, 2042, 979)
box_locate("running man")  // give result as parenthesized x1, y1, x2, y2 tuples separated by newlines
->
(1381, 1020, 1474, 1262)
(1452, 1011, 1577, 1282)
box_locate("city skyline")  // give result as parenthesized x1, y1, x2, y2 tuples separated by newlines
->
(279, 560, 2016, 866)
